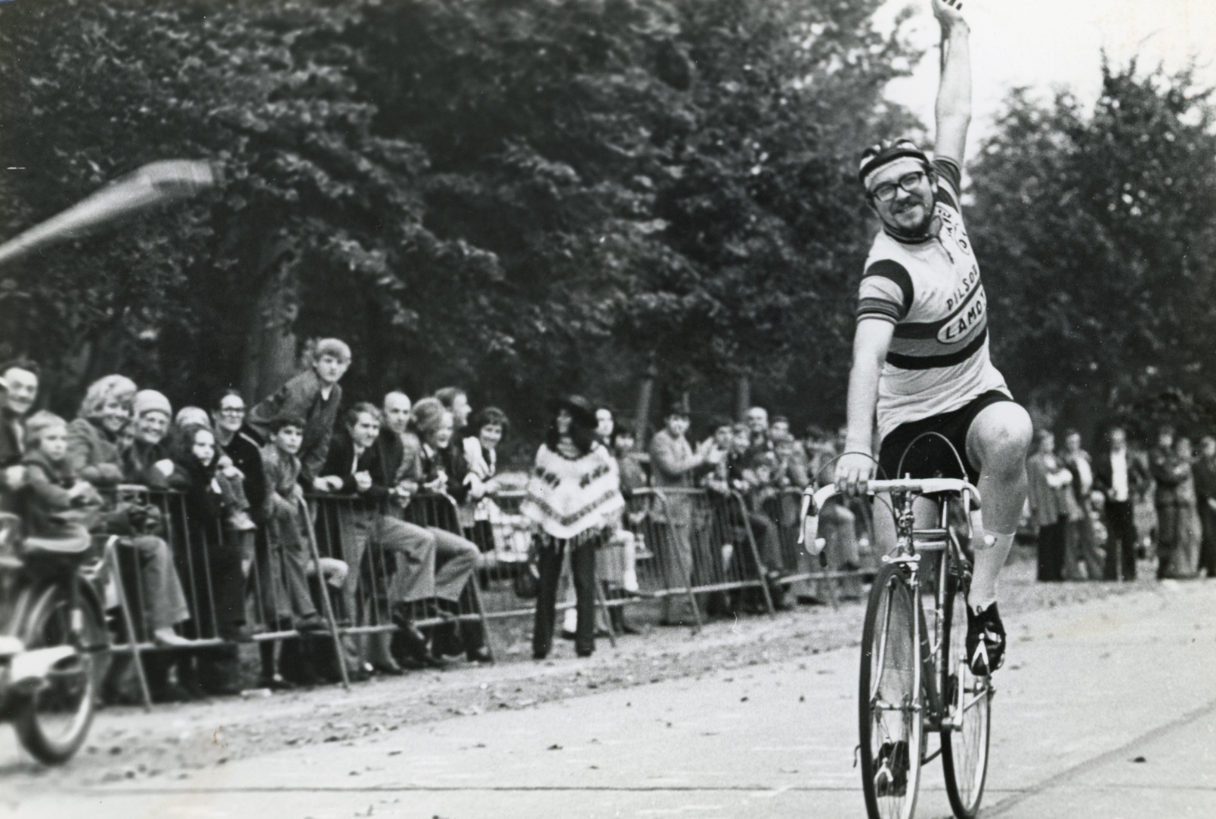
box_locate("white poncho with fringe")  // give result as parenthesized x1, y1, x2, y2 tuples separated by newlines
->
(521, 442, 625, 541)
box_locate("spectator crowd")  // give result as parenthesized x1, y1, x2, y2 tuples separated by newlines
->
(0, 347, 1211, 706)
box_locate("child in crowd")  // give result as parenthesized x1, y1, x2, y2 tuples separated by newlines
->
(175, 406, 256, 534)
(167, 424, 249, 694)
(461, 406, 509, 552)
(259, 415, 347, 687)
(20, 411, 102, 542)
(260, 416, 343, 631)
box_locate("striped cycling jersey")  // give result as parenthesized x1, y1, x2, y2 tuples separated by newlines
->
(856, 157, 1010, 439)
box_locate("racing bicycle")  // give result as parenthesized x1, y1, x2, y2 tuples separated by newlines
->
(801, 477, 993, 819)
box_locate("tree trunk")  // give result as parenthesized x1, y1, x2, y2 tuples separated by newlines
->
(735, 373, 750, 422)
(633, 355, 658, 450)
(240, 237, 299, 403)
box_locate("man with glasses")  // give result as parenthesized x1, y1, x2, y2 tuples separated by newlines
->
(833, 0, 1033, 678)
(212, 389, 267, 534)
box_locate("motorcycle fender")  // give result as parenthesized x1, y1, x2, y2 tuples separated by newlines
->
(9, 646, 77, 690)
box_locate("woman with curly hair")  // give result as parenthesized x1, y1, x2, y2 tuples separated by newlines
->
(67, 374, 138, 488)
(70, 376, 194, 704)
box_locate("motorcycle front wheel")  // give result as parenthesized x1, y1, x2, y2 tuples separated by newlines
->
(13, 580, 104, 764)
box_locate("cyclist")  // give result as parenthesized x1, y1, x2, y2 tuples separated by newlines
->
(834, 0, 1033, 678)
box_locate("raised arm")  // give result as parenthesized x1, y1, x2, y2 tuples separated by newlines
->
(932, 0, 971, 165)
(834, 318, 896, 495)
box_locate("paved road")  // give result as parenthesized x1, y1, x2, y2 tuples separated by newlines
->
(4, 581, 1215, 819)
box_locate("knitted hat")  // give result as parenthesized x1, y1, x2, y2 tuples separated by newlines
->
(175, 406, 212, 429)
(132, 389, 172, 420)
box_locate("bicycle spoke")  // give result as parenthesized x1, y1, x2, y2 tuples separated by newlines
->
(941, 560, 991, 819)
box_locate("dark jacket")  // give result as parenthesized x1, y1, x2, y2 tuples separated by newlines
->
(168, 453, 224, 539)
(1193, 455, 1216, 504)
(1149, 446, 1189, 507)
(0, 409, 22, 469)
(66, 417, 126, 488)
(418, 441, 470, 504)
(318, 427, 401, 510)
(1092, 447, 1149, 502)
(245, 369, 342, 487)
(1061, 449, 1092, 507)
(219, 427, 267, 524)
(122, 437, 173, 490)
(0, 410, 22, 511)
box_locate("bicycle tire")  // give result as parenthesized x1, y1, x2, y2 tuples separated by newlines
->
(12, 580, 102, 764)
(859, 563, 924, 819)
(940, 545, 992, 818)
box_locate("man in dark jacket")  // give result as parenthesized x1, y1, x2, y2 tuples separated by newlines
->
(1149, 426, 1188, 579)
(1093, 425, 1149, 580)
(1192, 435, 1216, 578)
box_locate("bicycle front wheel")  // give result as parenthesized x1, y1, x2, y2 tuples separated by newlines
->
(13, 581, 103, 764)
(859, 563, 924, 819)
(941, 573, 992, 818)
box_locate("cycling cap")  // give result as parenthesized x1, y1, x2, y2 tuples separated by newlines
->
(858, 139, 929, 186)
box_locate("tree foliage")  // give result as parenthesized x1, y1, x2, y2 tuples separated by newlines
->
(970, 60, 1216, 433)
(1, 0, 922, 438)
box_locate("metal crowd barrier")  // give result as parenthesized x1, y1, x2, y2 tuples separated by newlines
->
(103, 485, 495, 707)
(761, 487, 872, 608)
(476, 487, 784, 632)
(473, 488, 704, 635)
(311, 490, 494, 659)
(102, 479, 871, 707)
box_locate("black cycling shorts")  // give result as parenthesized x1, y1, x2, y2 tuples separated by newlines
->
(877, 390, 1013, 485)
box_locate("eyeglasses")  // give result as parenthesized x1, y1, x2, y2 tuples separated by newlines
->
(219, 406, 246, 415)
(868, 171, 927, 203)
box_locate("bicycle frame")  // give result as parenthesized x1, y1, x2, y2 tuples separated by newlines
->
(801, 478, 980, 735)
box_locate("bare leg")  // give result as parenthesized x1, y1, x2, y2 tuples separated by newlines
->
(965, 402, 1034, 607)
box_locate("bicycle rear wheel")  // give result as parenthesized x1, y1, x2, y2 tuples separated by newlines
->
(941, 571, 991, 818)
(859, 563, 924, 819)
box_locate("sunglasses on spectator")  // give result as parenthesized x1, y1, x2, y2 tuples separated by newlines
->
(868, 171, 928, 203)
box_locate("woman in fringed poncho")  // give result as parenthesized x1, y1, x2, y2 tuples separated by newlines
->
(522, 395, 624, 659)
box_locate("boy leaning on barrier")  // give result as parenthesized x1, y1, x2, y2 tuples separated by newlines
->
(259, 414, 339, 636)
